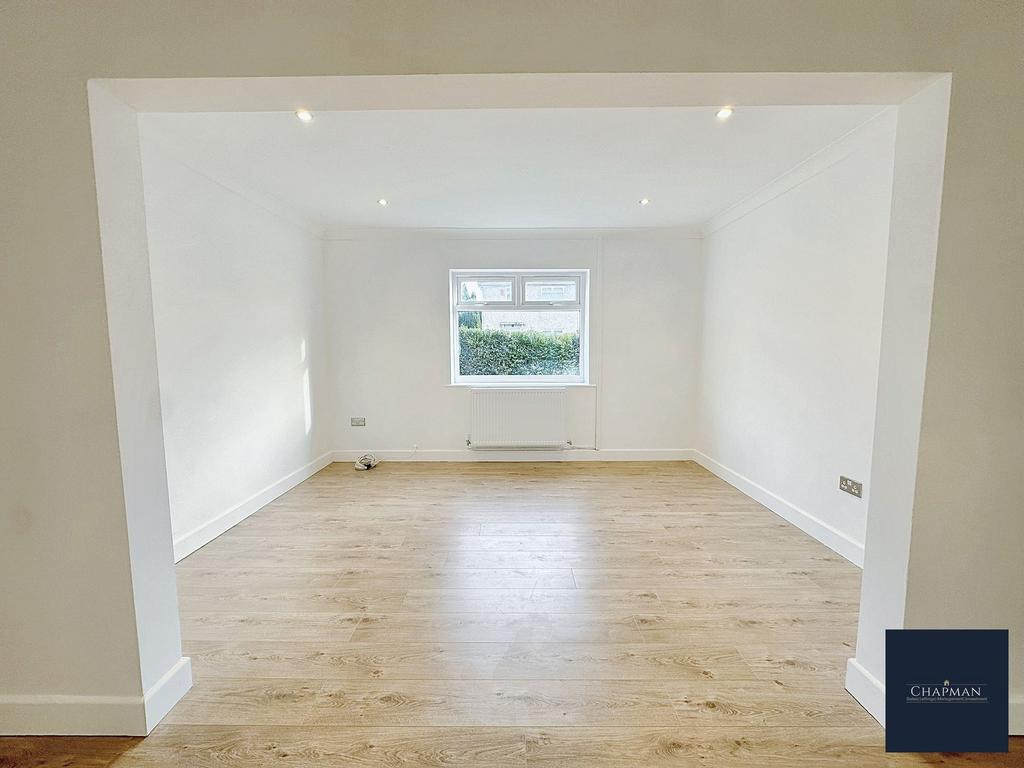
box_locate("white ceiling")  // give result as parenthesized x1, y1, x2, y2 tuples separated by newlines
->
(139, 106, 886, 230)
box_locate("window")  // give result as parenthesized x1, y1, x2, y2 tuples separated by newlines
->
(451, 270, 588, 384)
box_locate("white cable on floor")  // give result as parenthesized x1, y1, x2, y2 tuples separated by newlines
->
(354, 453, 379, 470)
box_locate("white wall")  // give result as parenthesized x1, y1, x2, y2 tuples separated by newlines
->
(5, 3, 1021, 738)
(139, 136, 332, 559)
(696, 111, 898, 564)
(324, 231, 703, 457)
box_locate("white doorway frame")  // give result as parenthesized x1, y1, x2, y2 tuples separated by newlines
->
(86, 71, 951, 733)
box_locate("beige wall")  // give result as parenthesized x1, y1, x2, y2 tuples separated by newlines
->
(2, 0, 1021, 732)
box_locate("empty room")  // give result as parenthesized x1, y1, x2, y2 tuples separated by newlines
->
(2, 4, 1021, 768)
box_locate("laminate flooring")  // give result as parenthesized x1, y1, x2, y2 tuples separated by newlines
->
(3, 462, 1019, 766)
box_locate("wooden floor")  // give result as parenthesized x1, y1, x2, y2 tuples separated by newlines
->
(3, 462, 1020, 767)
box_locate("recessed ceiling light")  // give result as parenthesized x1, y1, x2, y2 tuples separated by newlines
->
(716, 106, 734, 121)
(639, 198, 650, 206)
(377, 198, 389, 207)
(295, 108, 314, 123)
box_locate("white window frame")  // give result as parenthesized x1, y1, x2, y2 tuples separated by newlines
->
(454, 273, 517, 307)
(450, 269, 589, 386)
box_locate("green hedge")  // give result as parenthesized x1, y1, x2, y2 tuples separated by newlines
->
(459, 327, 580, 376)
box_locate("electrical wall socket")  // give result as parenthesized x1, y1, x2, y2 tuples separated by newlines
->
(839, 476, 863, 498)
(350, 417, 366, 427)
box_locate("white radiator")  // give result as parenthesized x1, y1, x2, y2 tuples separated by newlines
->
(468, 388, 568, 449)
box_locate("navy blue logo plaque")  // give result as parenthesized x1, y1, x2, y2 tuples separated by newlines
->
(885, 629, 1008, 752)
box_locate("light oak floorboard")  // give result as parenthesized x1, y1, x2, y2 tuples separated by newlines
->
(5, 462, 1018, 767)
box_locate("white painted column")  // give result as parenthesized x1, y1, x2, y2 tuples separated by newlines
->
(0, 83, 191, 737)
(845, 77, 951, 726)
(85, 81, 192, 734)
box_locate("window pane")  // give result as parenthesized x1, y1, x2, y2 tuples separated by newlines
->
(459, 311, 580, 377)
(524, 279, 577, 303)
(459, 278, 512, 303)
(457, 310, 482, 328)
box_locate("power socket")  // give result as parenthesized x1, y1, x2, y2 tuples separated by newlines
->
(839, 476, 863, 498)
(350, 417, 366, 427)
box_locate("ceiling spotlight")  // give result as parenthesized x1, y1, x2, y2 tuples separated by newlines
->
(295, 108, 314, 123)
(639, 198, 650, 206)
(716, 106, 734, 121)
(377, 198, 389, 207)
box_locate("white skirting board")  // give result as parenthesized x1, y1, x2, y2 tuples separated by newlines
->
(846, 658, 1024, 735)
(845, 657, 886, 727)
(0, 656, 192, 736)
(332, 448, 697, 463)
(172, 451, 334, 562)
(141, 656, 194, 734)
(690, 450, 865, 567)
